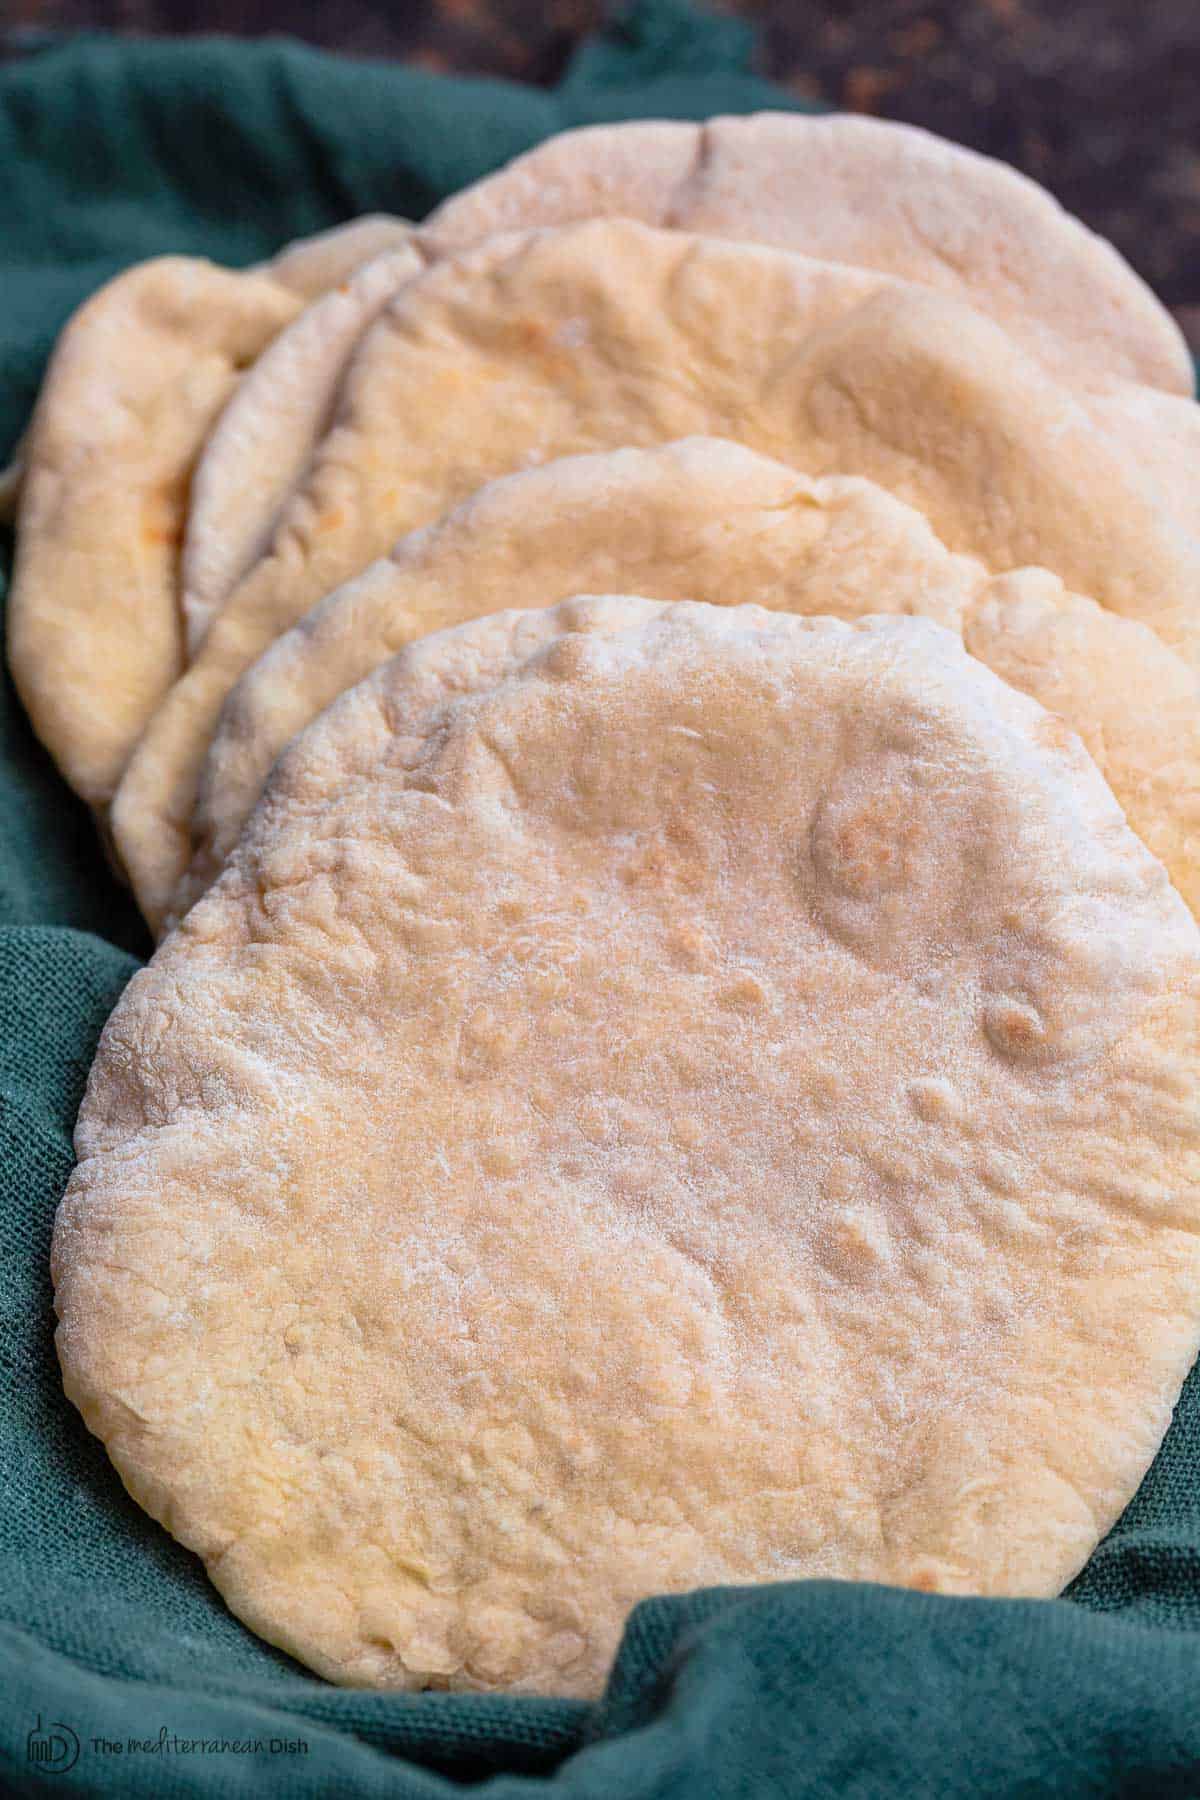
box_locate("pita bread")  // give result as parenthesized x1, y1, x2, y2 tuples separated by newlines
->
(0, 219, 412, 529)
(178, 438, 1199, 936)
(6, 259, 303, 808)
(109, 221, 1200, 927)
(5, 219, 412, 807)
(262, 214, 414, 298)
(1086, 383, 1200, 540)
(182, 244, 426, 653)
(423, 116, 1200, 534)
(960, 573, 1200, 920)
(189, 124, 1195, 614)
(55, 598, 1200, 1696)
(423, 114, 1192, 397)
(178, 439, 981, 923)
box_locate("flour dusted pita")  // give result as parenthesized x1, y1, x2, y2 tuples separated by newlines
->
(109, 221, 1200, 927)
(960, 572, 1200, 920)
(55, 598, 1200, 1697)
(178, 438, 1200, 934)
(5, 219, 413, 807)
(182, 243, 426, 652)
(195, 123, 1197, 606)
(179, 439, 981, 924)
(423, 114, 1191, 397)
(423, 117, 1200, 537)
(1087, 383, 1200, 540)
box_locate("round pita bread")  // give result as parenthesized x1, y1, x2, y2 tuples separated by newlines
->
(182, 123, 1195, 632)
(7, 258, 302, 808)
(179, 439, 980, 925)
(182, 243, 426, 652)
(6, 220, 412, 808)
(423, 114, 1192, 397)
(178, 439, 1200, 935)
(55, 598, 1200, 1697)
(109, 220, 1200, 927)
(0, 218, 413, 531)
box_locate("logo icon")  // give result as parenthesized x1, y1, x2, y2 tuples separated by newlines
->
(26, 1716, 80, 1775)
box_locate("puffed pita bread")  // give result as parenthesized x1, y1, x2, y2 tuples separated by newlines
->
(55, 598, 1200, 1696)
(6, 219, 413, 807)
(178, 439, 981, 923)
(110, 221, 1200, 928)
(182, 244, 426, 652)
(423, 114, 1192, 396)
(179, 439, 1200, 933)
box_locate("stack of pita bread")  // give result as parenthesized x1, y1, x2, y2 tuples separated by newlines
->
(17, 116, 1200, 1698)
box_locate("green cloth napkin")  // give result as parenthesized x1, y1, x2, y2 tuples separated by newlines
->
(2, 4, 1199, 1793)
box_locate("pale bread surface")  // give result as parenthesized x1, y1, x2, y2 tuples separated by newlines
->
(193, 120, 1197, 627)
(180, 441, 1200, 932)
(6, 219, 414, 807)
(423, 113, 1192, 395)
(180, 439, 981, 922)
(6, 257, 302, 806)
(1086, 383, 1200, 540)
(55, 599, 1200, 1696)
(264, 215, 415, 298)
(182, 243, 425, 651)
(109, 222, 1200, 926)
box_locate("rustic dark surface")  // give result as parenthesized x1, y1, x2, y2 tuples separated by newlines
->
(3, 0, 1198, 348)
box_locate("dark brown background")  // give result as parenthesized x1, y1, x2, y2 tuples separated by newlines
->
(4, 0, 1198, 351)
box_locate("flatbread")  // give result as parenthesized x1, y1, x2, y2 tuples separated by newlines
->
(424, 117, 1200, 535)
(6, 219, 412, 807)
(7, 259, 303, 807)
(961, 571, 1200, 920)
(1086, 383, 1200, 540)
(264, 215, 413, 298)
(423, 114, 1192, 396)
(179, 438, 1200, 935)
(54, 598, 1200, 1697)
(182, 243, 426, 652)
(178, 439, 981, 925)
(109, 221, 1200, 927)
(189, 123, 1195, 624)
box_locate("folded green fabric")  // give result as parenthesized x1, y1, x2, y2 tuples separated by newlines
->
(1, 5, 1198, 1793)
